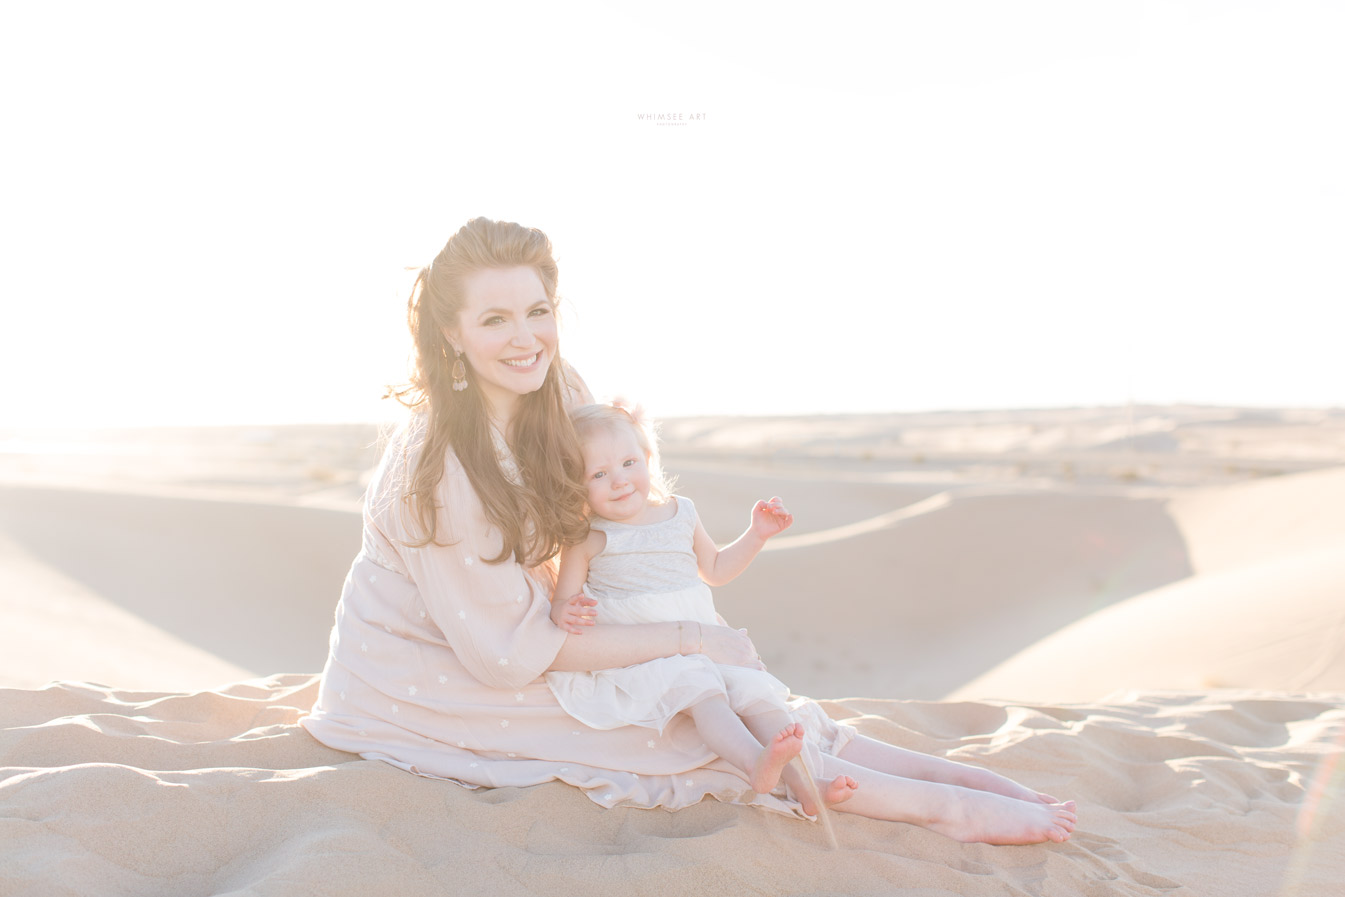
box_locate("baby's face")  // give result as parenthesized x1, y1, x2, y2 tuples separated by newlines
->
(580, 426, 652, 523)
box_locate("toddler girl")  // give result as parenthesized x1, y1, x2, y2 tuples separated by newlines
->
(546, 403, 856, 812)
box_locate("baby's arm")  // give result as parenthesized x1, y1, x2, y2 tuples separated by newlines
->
(550, 529, 605, 634)
(693, 497, 793, 587)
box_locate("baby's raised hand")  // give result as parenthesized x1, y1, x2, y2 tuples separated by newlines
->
(551, 593, 597, 635)
(750, 496, 794, 540)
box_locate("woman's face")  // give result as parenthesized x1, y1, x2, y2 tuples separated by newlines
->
(446, 266, 558, 420)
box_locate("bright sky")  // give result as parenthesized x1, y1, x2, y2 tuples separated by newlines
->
(2, 2, 1341, 428)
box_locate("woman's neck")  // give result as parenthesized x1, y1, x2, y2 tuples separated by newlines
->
(482, 391, 519, 432)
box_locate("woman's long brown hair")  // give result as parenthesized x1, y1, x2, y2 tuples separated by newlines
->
(386, 218, 589, 567)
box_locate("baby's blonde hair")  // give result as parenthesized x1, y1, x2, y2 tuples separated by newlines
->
(569, 402, 676, 504)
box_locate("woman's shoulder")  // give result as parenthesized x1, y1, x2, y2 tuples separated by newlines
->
(365, 412, 470, 525)
(377, 411, 467, 476)
(559, 360, 595, 408)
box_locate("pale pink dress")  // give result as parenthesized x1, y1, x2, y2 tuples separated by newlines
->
(301, 414, 855, 817)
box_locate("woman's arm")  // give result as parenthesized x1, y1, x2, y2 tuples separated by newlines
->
(547, 620, 764, 672)
(378, 453, 569, 691)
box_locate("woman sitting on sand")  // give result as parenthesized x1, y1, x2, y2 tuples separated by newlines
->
(300, 217, 1076, 844)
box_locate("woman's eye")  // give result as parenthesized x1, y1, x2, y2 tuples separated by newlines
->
(528, 306, 552, 318)
(484, 316, 505, 326)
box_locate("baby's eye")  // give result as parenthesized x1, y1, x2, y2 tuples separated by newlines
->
(591, 471, 605, 480)
(622, 459, 636, 467)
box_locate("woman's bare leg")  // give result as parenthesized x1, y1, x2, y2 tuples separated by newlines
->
(838, 734, 1060, 804)
(686, 697, 802, 794)
(819, 753, 1077, 845)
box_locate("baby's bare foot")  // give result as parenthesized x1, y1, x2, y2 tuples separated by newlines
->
(824, 774, 858, 806)
(750, 723, 804, 794)
(928, 789, 1077, 845)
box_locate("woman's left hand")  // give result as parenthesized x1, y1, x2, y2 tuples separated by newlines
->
(699, 624, 767, 671)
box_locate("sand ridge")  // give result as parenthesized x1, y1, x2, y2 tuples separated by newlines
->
(954, 467, 1345, 703)
(0, 675, 1339, 896)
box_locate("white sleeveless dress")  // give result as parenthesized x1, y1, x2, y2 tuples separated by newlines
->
(545, 496, 792, 732)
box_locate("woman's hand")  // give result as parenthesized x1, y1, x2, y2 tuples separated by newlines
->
(550, 594, 597, 635)
(698, 624, 766, 671)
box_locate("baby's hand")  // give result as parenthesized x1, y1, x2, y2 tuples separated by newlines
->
(750, 496, 793, 540)
(551, 593, 597, 635)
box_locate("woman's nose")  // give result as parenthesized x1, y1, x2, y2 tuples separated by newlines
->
(511, 320, 536, 346)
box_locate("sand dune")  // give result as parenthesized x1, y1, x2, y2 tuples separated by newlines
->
(1, 675, 1338, 896)
(4, 464, 1339, 704)
(0, 533, 251, 691)
(1, 478, 1193, 701)
(956, 467, 1345, 703)
(697, 478, 1193, 700)
(0, 485, 361, 686)
(2, 411, 1343, 893)
(954, 546, 1345, 702)
(1168, 466, 1345, 573)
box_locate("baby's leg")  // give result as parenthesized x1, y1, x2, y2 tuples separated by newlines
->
(741, 708, 857, 814)
(687, 696, 802, 794)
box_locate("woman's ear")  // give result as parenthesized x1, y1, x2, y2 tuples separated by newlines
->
(441, 326, 461, 355)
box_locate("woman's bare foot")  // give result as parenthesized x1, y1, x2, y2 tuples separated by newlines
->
(824, 774, 858, 806)
(926, 787, 1077, 845)
(750, 723, 804, 794)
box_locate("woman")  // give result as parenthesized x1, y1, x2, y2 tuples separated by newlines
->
(301, 217, 1076, 844)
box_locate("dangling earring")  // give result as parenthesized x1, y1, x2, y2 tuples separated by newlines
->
(451, 348, 469, 392)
